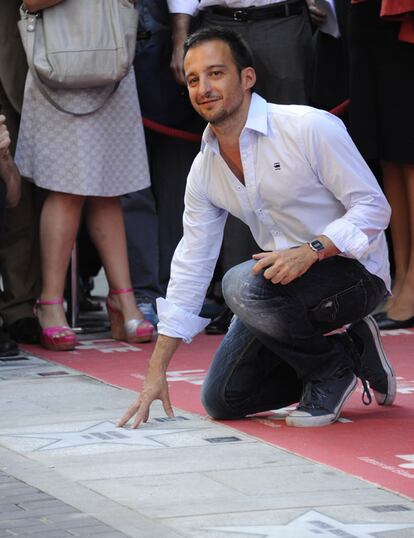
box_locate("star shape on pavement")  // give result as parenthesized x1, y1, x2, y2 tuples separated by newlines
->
(207, 510, 414, 537)
(0, 421, 195, 451)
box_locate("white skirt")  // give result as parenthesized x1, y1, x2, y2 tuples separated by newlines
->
(15, 69, 150, 196)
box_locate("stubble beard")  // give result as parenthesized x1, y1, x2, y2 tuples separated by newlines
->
(198, 93, 244, 127)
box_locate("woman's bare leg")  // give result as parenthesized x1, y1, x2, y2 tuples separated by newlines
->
(85, 196, 144, 321)
(387, 163, 414, 321)
(37, 191, 86, 328)
(381, 161, 410, 311)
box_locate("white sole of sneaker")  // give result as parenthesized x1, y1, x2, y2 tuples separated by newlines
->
(285, 374, 357, 428)
(364, 316, 396, 405)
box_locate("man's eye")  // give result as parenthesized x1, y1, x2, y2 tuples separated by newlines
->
(211, 71, 222, 77)
(188, 78, 198, 86)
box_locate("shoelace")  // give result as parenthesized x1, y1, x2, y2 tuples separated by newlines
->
(347, 334, 372, 406)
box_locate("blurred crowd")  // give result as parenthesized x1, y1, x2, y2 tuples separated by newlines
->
(0, 0, 413, 356)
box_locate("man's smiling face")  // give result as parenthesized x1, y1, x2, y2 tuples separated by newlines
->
(184, 39, 253, 126)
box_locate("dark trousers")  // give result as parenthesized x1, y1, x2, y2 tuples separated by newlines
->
(201, 257, 386, 419)
(122, 131, 200, 302)
(0, 81, 41, 325)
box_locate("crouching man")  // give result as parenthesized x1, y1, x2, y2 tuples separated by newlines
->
(119, 27, 395, 429)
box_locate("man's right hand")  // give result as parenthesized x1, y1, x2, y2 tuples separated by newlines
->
(170, 42, 186, 86)
(117, 365, 174, 428)
(117, 335, 181, 428)
(169, 14, 192, 86)
(306, 0, 327, 25)
(0, 115, 11, 158)
(0, 115, 21, 208)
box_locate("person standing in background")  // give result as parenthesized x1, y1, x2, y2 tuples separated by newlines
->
(122, 0, 204, 326)
(348, 0, 414, 330)
(15, 0, 155, 351)
(0, 1, 41, 351)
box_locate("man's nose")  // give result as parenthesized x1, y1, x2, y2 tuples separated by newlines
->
(198, 76, 212, 96)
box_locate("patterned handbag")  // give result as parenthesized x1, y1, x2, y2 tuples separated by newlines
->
(18, 0, 139, 115)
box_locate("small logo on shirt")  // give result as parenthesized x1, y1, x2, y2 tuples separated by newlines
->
(273, 162, 281, 171)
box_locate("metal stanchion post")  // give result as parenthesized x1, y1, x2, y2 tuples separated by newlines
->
(67, 242, 79, 329)
(67, 239, 109, 335)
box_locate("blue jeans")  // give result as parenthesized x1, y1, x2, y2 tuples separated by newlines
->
(201, 257, 387, 419)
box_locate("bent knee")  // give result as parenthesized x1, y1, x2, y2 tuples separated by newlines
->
(222, 260, 258, 313)
(201, 383, 243, 420)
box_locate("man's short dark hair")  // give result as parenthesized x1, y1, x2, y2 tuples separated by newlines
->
(183, 27, 255, 75)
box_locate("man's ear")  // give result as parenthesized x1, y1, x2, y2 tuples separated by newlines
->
(242, 67, 256, 91)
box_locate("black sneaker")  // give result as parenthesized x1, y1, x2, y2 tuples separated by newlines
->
(286, 367, 357, 427)
(347, 315, 396, 406)
(6, 317, 40, 344)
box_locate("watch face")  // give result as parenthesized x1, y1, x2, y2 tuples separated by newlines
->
(310, 239, 324, 251)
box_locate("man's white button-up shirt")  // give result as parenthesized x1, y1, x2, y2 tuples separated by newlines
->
(157, 93, 391, 342)
(167, 0, 285, 16)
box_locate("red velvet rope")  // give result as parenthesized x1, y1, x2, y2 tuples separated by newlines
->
(142, 98, 351, 142)
(142, 117, 202, 142)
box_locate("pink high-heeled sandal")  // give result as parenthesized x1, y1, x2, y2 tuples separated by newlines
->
(34, 298, 77, 351)
(106, 288, 154, 343)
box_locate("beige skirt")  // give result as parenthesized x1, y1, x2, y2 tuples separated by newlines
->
(15, 69, 150, 196)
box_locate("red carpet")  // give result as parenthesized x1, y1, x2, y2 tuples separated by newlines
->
(23, 328, 414, 499)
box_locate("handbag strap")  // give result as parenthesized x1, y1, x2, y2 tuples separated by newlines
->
(23, 12, 120, 117)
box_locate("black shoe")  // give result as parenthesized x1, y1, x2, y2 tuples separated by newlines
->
(79, 295, 103, 313)
(0, 328, 19, 357)
(205, 307, 234, 335)
(347, 315, 396, 405)
(376, 314, 414, 330)
(286, 366, 357, 427)
(6, 317, 41, 344)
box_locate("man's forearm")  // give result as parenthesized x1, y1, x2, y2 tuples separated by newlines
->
(170, 13, 192, 44)
(148, 334, 182, 373)
(169, 13, 192, 84)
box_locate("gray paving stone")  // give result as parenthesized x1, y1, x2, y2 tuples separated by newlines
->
(7, 529, 73, 538)
(0, 469, 130, 537)
(66, 525, 127, 536)
(0, 504, 25, 514)
(51, 516, 108, 529)
(0, 518, 50, 530)
(17, 498, 76, 510)
(0, 477, 20, 485)
(54, 442, 304, 482)
(6, 529, 71, 537)
(204, 463, 365, 495)
(14, 505, 78, 518)
(0, 486, 39, 498)
(0, 493, 51, 505)
(75, 534, 127, 538)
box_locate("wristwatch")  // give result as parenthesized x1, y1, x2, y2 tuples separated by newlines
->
(307, 239, 325, 261)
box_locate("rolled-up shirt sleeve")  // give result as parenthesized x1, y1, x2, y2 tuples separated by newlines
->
(157, 154, 227, 342)
(167, 0, 198, 15)
(301, 110, 391, 259)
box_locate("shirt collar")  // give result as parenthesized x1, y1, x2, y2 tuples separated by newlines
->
(200, 92, 269, 154)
